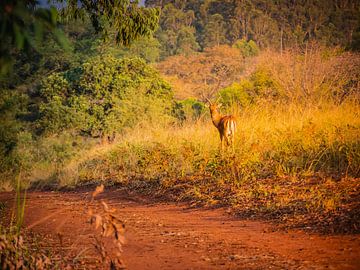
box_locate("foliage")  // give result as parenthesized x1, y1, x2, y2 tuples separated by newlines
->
(202, 13, 227, 48)
(62, 0, 160, 46)
(175, 26, 200, 56)
(249, 68, 282, 99)
(173, 98, 206, 122)
(0, 0, 160, 76)
(38, 56, 174, 137)
(218, 81, 253, 108)
(156, 45, 246, 99)
(0, 1, 67, 76)
(256, 45, 360, 104)
(155, 3, 199, 58)
(0, 89, 30, 177)
(146, 0, 360, 51)
(233, 39, 259, 57)
(126, 36, 161, 63)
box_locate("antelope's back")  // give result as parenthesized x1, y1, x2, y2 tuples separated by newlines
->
(220, 115, 236, 135)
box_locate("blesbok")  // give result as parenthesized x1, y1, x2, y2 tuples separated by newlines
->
(206, 99, 236, 150)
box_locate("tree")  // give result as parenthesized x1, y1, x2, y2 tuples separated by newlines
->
(0, 0, 160, 75)
(202, 14, 227, 48)
(156, 3, 199, 57)
(233, 39, 259, 57)
(248, 10, 278, 48)
(175, 26, 200, 55)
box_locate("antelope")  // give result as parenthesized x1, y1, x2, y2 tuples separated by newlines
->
(206, 99, 236, 151)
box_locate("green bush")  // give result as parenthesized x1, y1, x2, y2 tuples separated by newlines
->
(218, 68, 282, 108)
(233, 39, 260, 57)
(38, 56, 174, 137)
(218, 81, 253, 108)
(0, 90, 29, 177)
(250, 68, 282, 99)
(173, 98, 206, 122)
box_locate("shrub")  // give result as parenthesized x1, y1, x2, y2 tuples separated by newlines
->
(233, 39, 260, 57)
(38, 56, 174, 138)
(173, 98, 206, 122)
(218, 81, 253, 108)
(218, 68, 281, 108)
(250, 68, 283, 99)
(0, 90, 30, 180)
(257, 46, 360, 104)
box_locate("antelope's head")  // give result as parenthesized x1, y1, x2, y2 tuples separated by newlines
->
(206, 98, 222, 114)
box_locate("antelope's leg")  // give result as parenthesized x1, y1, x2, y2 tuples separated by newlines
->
(219, 133, 223, 151)
(231, 136, 235, 153)
(224, 135, 230, 146)
(229, 135, 234, 146)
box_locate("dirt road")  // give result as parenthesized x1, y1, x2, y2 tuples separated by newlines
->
(1, 189, 359, 269)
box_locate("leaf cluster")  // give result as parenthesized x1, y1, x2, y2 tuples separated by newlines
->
(61, 0, 160, 46)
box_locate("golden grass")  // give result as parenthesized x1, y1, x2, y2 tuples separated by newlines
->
(52, 98, 360, 184)
(45, 99, 360, 233)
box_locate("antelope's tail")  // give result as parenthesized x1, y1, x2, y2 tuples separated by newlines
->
(227, 119, 236, 137)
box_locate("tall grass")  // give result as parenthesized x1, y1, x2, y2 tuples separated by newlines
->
(49, 98, 358, 232)
(61, 99, 359, 185)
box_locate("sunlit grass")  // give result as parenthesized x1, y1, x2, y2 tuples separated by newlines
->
(43, 99, 359, 233)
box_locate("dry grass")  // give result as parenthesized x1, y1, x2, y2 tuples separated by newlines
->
(51, 98, 360, 233)
(257, 45, 360, 104)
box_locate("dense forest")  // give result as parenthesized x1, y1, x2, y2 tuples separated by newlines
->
(1, 1, 360, 267)
(145, 0, 360, 56)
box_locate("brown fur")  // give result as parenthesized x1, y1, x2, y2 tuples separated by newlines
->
(208, 103, 236, 149)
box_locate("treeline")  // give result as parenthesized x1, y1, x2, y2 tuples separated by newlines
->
(146, 0, 360, 57)
(3, 0, 359, 90)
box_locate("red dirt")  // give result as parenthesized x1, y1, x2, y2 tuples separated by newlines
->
(1, 189, 360, 269)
